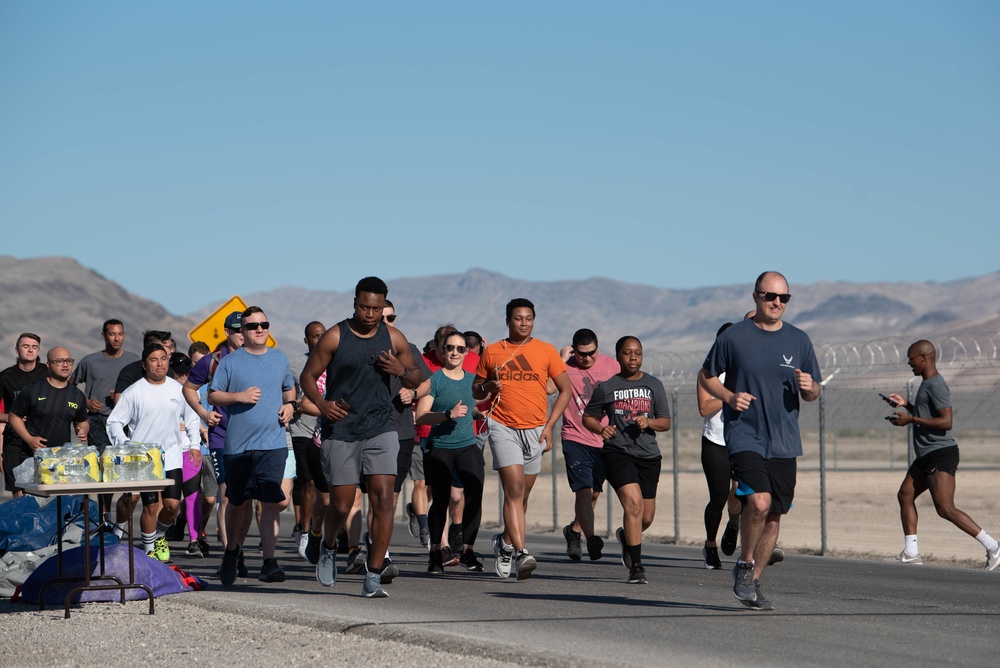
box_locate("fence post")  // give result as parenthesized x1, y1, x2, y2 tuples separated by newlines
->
(606, 486, 613, 537)
(498, 480, 504, 529)
(672, 389, 679, 544)
(906, 377, 917, 466)
(551, 446, 558, 531)
(400, 477, 408, 521)
(818, 387, 827, 556)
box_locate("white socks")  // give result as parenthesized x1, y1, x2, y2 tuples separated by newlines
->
(975, 530, 999, 552)
(904, 535, 919, 556)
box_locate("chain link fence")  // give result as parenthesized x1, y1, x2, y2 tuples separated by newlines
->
(406, 331, 1000, 566)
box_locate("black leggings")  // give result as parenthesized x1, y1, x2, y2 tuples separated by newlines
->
(425, 444, 484, 547)
(701, 436, 732, 542)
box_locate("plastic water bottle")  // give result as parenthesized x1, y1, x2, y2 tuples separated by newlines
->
(138, 459, 155, 481)
(63, 461, 90, 483)
(121, 456, 143, 482)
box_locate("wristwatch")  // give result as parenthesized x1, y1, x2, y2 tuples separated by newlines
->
(284, 400, 299, 411)
(397, 368, 408, 381)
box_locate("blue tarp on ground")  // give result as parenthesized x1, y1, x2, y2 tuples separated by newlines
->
(19, 543, 207, 604)
(0, 495, 111, 554)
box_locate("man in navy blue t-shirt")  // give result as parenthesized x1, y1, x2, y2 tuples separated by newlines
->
(700, 271, 821, 611)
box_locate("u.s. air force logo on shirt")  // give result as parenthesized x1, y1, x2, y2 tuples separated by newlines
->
(780, 354, 795, 370)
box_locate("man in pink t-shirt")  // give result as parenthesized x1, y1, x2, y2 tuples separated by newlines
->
(560, 328, 619, 561)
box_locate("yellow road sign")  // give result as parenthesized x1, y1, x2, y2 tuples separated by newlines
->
(187, 295, 277, 349)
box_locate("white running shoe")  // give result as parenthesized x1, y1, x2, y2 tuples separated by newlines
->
(492, 532, 513, 578)
(986, 545, 1000, 571)
(297, 532, 309, 560)
(894, 550, 923, 565)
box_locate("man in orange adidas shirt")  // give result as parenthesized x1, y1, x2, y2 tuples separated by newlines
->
(473, 298, 571, 581)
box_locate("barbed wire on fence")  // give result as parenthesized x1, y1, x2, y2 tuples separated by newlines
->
(646, 329, 1000, 388)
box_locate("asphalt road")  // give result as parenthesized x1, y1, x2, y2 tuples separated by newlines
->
(150, 522, 1000, 668)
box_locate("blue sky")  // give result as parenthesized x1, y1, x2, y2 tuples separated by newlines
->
(2, 2, 997, 315)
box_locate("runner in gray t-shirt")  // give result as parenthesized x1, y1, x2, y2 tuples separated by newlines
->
(70, 319, 139, 452)
(288, 320, 326, 559)
(584, 336, 670, 586)
(886, 339, 1000, 570)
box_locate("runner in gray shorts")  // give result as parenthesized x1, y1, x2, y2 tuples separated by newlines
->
(487, 419, 544, 475)
(321, 431, 400, 487)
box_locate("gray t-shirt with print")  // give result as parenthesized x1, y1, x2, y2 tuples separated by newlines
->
(584, 372, 669, 460)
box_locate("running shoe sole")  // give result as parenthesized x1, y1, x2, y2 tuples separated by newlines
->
(405, 502, 419, 539)
(515, 554, 537, 581)
(616, 527, 632, 570)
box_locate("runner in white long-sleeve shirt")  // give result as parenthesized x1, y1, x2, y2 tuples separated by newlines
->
(108, 344, 201, 562)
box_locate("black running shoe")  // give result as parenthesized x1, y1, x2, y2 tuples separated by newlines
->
(237, 547, 249, 578)
(428, 549, 445, 575)
(219, 548, 240, 587)
(627, 564, 647, 584)
(459, 548, 484, 572)
(380, 557, 399, 584)
(448, 524, 464, 550)
(703, 546, 722, 570)
(586, 535, 604, 561)
(186, 540, 204, 558)
(305, 530, 322, 565)
(441, 545, 459, 566)
(259, 558, 285, 583)
(720, 523, 739, 557)
(563, 524, 583, 561)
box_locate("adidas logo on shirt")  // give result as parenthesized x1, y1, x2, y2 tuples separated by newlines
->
(497, 355, 540, 382)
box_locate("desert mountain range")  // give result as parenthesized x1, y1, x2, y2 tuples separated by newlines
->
(2, 256, 999, 371)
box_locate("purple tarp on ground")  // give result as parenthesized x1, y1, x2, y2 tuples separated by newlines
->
(19, 543, 207, 604)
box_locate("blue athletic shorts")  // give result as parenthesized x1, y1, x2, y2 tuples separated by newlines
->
(562, 439, 605, 493)
(224, 449, 287, 506)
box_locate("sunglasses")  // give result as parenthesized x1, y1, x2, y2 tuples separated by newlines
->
(384, 314, 397, 323)
(242, 321, 270, 331)
(574, 349, 598, 358)
(755, 291, 791, 304)
(444, 344, 467, 354)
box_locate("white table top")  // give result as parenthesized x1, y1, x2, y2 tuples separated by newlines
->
(22, 479, 172, 497)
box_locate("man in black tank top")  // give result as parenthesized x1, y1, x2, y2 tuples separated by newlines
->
(300, 276, 423, 598)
